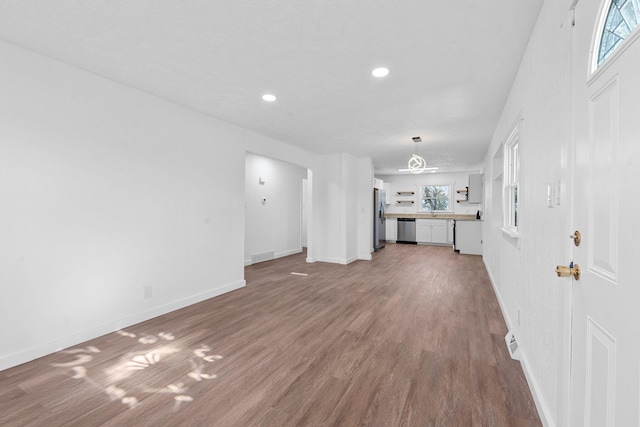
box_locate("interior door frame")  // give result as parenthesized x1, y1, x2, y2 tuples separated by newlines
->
(555, 4, 581, 426)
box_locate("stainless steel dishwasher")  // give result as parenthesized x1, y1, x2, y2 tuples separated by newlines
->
(397, 218, 416, 244)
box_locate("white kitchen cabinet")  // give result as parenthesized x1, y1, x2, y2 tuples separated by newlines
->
(447, 220, 454, 244)
(383, 183, 392, 205)
(385, 218, 397, 241)
(431, 222, 447, 243)
(416, 219, 447, 244)
(455, 220, 482, 255)
(468, 174, 484, 204)
(416, 222, 430, 243)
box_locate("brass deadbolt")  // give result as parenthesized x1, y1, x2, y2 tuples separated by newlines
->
(570, 230, 581, 246)
(556, 263, 581, 280)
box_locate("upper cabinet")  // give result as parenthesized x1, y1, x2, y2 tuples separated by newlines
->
(383, 183, 392, 205)
(467, 174, 484, 204)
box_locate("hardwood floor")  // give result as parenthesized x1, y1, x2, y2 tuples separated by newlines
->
(0, 244, 541, 426)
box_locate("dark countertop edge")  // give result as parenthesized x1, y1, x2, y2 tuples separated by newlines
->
(385, 213, 478, 220)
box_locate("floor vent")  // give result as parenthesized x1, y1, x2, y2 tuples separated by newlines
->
(505, 331, 520, 360)
(251, 251, 274, 264)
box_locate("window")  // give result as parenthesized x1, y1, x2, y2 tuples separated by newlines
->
(420, 185, 451, 212)
(597, 0, 640, 66)
(503, 127, 520, 232)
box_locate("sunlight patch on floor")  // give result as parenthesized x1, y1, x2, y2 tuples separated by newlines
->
(49, 329, 224, 413)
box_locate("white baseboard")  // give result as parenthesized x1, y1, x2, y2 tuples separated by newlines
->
(483, 258, 553, 427)
(0, 279, 245, 371)
(519, 351, 554, 427)
(344, 255, 358, 265)
(358, 253, 372, 261)
(316, 256, 358, 265)
(275, 248, 302, 259)
(245, 248, 303, 266)
(483, 260, 515, 332)
(316, 256, 344, 264)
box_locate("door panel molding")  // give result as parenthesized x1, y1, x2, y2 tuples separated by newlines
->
(588, 77, 619, 284)
(584, 316, 617, 427)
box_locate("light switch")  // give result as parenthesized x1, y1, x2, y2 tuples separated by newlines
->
(547, 183, 554, 208)
(555, 181, 561, 206)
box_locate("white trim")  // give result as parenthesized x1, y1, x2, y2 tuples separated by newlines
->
(499, 226, 520, 238)
(344, 255, 359, 265)
(0, 279, 246, 371)
(244, 248, 303, 266)
(316, 256, 358, 265)
(317, 256, 342, 264)
(275, 248, 304, 259)
(503, 125, 520, 232)
(519, 349, 556, 427)
(589, 0, 612, 75)
(484, 259, 553, 427)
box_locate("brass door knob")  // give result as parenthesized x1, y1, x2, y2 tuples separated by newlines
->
(555, 262, 580, 280)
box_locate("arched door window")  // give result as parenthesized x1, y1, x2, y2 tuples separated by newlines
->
(597, 0, 640, 66)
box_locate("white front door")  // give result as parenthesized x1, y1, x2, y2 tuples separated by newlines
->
(570, 1, 640, 425)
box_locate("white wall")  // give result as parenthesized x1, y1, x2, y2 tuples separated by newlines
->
(481, 1, 573, 425)
(301, 178, 308, 247)
(309, 153, 373, 264)
(342, 154, 374, 264)
(343, 154, 359, 263)
(377, 172, 482, 216)
(244, 153, 306, 265)
(0, 41, 249, 370)
(0, 41, 376, 370)
(243, 129, 315, 171)
(357, 157, 374, 259)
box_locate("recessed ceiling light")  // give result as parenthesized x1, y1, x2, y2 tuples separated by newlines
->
(262, 94, 277, 102)
(371, 67, 389, 78)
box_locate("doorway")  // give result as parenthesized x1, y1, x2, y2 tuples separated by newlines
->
(244, 152, 309, 266)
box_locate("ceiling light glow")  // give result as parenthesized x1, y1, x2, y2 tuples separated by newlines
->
(408, 154, 427, 174)
(262, 94, 277, 102)
(397, 167, 438, 172)
(371, 67, 389, 78)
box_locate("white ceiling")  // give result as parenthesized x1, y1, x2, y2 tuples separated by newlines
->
(0, 1, 543, 175)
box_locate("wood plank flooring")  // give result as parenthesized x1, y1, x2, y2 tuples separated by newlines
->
(0, 244, 541, 426)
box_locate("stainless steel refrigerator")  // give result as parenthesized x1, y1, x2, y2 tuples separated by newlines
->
(373, 188, 386, 251)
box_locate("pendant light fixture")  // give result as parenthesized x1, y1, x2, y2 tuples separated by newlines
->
(408, 136, 427, 174)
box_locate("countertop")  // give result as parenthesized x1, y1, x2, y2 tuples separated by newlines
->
(385, 213, 478, 221)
